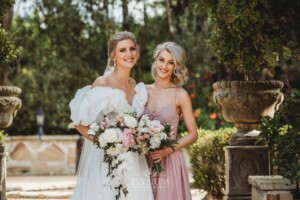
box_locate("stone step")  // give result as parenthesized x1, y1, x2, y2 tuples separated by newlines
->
(6, 175, 207, 199)
(7, 190, 72, 199)
(7, 189, 206, 200)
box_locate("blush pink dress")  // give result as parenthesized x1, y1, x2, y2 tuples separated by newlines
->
(144, 88, 192, 200)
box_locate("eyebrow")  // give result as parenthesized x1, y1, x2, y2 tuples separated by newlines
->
(118, 45, 136, 49)
(158, 56, 174, 62)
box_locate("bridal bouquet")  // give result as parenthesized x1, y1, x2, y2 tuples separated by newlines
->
(136, 114, 177, 173)
(88, 112, 139, 199)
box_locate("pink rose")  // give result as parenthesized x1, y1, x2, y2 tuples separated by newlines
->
(122, 128, 135, 148)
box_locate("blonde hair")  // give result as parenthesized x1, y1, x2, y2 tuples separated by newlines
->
(107, 31, 139, 68)
(151, 41, 188, 86)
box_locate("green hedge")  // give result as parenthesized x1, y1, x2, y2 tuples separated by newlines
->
(189, 127, 235, 198)
(257, 89, 300, 195)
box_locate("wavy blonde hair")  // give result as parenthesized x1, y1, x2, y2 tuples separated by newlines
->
(107, 31, 139, 68)
(151, 42, 188, 86)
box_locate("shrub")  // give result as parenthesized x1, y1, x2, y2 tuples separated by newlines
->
(189, 127, 236, 198)
(257, 89, 300, 194)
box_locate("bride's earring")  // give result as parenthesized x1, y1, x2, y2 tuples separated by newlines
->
(113, 59, 116, 67)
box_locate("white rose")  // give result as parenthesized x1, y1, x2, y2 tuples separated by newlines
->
(123, 115, 137, 128)
(87, 129, 96, 136)
(150, 136, 161, 149)
(103, 128, 118, 143)
(115, 143, 127, 154)
(159, 132, 167, 140)
(140, 127, 149, 133)
(98, 134, 107, 148)
(116, 128, 123, 142)
(90, 122, 99, 131)
(148, 120, 164, 133)
(106, 147, 118, 156)
(138, 120, 145, 128)
(140, 115, 149, 122)
(118, 152, 133, 163)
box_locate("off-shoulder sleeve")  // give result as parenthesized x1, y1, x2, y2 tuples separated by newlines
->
(132, 82, 148, 117)
(69, 86, 129, 126)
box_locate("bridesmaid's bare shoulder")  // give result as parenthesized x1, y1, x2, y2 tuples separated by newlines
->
(176, 87, 191, 103)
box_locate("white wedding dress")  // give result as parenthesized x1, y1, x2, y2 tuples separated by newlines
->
(69, 82, 154, 200)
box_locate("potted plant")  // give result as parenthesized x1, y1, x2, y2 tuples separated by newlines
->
(193, 1, 300, 145)
(0, 0, 22, 128)
(257, 89, 300, 197)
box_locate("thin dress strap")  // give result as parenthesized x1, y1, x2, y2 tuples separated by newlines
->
(174, 87, 178, 111)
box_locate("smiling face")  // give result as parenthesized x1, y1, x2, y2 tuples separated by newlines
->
(155, 49, 176, 81)
(113, 39, 138, 70)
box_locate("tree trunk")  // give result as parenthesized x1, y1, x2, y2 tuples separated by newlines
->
(121, 0, 129, 30)
(1, 6, 14, 85)
(103, 0, 109, 18)
(165, 0, 176, 38)
(2, 6, 13, 31)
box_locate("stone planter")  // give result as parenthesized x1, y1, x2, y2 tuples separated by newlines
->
(213, 80, 284, 145)
(0, 86, 22, 128)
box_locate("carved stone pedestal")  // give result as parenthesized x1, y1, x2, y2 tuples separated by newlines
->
(223, 146, 269, 200)
(0, 85, 22, 200)
(0, 142, 6, 200)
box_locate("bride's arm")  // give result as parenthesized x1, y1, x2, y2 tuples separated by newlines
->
(74, 76, 109, 142)
(150, 88, 198, 161)
(75, 125, 93, 142)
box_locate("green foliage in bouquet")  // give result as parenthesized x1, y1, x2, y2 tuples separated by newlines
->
(189, 127, 235, 198)
(257, 89, 300, 192)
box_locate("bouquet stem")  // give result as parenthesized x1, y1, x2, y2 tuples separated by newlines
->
(152, 162, 164, 173)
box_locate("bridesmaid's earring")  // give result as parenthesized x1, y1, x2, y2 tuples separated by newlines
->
(113, 59, 116, 67)
(173, 67, 177, 75)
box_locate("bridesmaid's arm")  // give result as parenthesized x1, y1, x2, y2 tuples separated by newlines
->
(173, 88, 198, 150)
(75, 125, 94, 142)
(150, 88, 198, 161)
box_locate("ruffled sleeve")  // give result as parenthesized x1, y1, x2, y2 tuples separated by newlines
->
(69, 86, 130, 126)
(132, 82, 148, 117)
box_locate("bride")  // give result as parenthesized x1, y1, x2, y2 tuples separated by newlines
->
(69, 31, 153, 200)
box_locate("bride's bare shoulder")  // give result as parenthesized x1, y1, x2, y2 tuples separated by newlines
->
(92, 76, 109, 88)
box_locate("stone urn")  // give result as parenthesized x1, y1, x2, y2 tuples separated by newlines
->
(0, 86, 22, 128)
(213, 80, 284, 145)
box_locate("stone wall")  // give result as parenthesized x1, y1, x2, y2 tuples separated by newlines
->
(5, 135, 80, 176)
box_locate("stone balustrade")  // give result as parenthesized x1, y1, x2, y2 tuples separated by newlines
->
(5, 135, 81, 176)
(248, 175, 296, 200)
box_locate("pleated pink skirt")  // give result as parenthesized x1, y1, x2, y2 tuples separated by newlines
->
(148, 150, 192, 200)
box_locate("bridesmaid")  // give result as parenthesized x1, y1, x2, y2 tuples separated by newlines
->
(144, 42, 198, 200)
